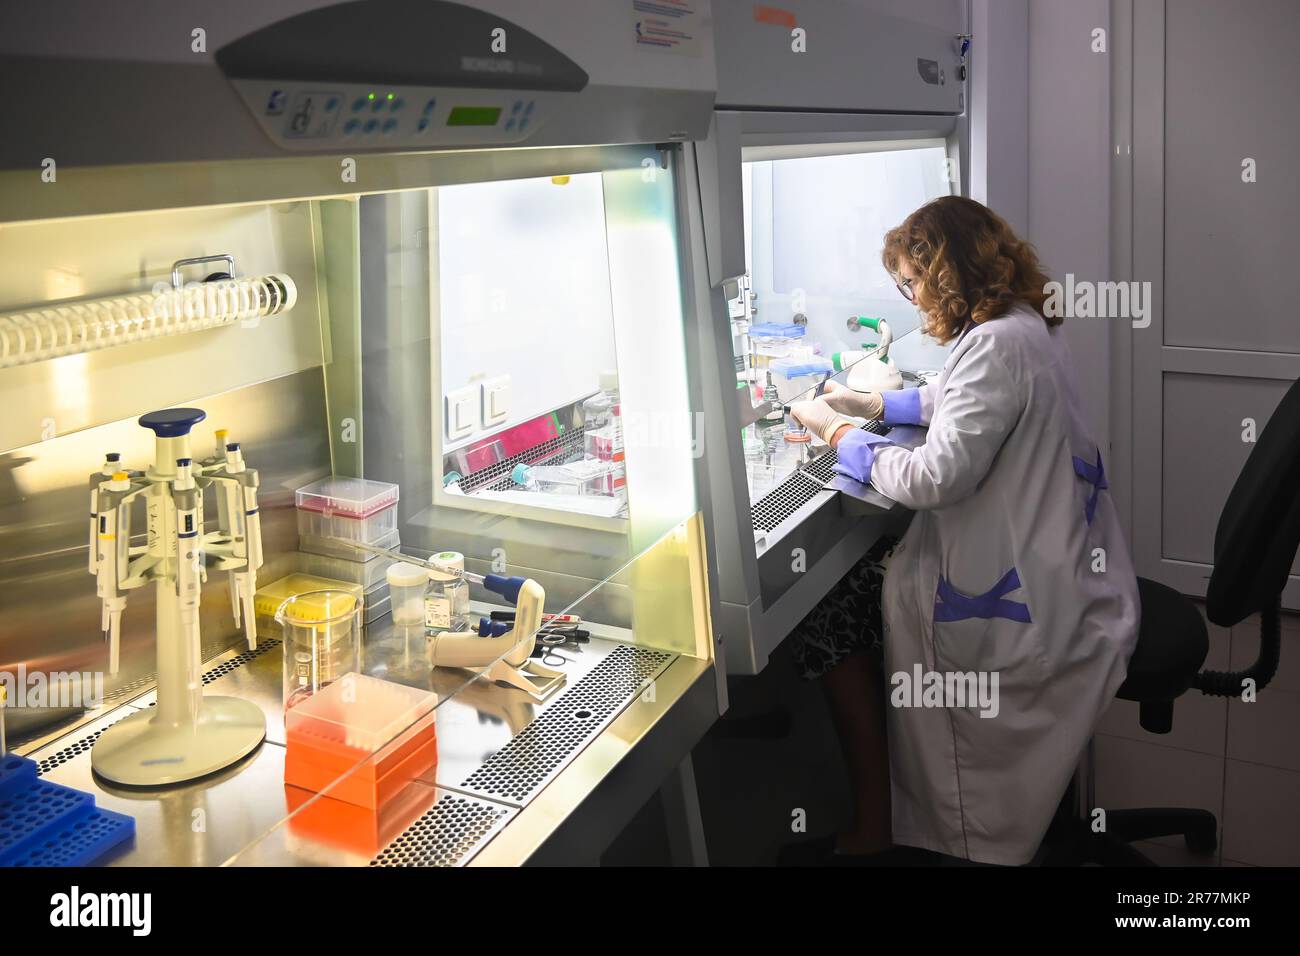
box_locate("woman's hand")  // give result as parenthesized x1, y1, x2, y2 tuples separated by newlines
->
(789, 399, 855, 447)
(821, 380, 885, 420)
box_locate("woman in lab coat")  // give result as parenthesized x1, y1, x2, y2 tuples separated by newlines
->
(788, 196, 1138, 866)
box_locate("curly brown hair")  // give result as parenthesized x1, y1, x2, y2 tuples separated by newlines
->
(881, 196, 1059, 343)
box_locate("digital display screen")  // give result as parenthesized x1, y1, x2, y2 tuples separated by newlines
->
(446, 106, 502, 127)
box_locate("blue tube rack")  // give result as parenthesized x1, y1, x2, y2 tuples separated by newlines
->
(0, 753, 135, 867)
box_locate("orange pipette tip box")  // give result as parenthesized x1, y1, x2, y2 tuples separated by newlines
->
(284, 673, 438, 809)
(285, 765, 439, 858)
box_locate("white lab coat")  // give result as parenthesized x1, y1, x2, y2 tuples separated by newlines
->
(835, 304, 1138, 865)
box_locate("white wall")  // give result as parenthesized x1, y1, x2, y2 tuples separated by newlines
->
(1026, 0, 1112, 453)
(970, 0, 1028, 235)
(970, 0, 1112, 451)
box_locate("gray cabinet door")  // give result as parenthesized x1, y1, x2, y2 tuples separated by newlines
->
(1131, 0, 1300, 606)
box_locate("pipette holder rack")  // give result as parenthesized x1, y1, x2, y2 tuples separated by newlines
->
(87, 407, 267, 786)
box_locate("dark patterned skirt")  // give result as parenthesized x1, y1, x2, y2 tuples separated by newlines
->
(788, 535, 899, 680)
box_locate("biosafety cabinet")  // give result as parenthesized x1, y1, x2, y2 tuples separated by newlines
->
(694, 0, 967, 674)
(0, 0, 721, 867)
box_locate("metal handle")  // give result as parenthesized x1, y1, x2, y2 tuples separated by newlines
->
(172, 254, 237, 289)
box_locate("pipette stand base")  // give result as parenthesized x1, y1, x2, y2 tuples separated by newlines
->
(488, 658, 566, 702)
(90, 696, 265, 787)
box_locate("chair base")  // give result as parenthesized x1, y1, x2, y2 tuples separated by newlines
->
(1043, 807, 1218, 866)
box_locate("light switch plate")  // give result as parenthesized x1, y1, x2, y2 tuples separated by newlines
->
(446, 385, 479, 440)
(481, 375, 511, 427)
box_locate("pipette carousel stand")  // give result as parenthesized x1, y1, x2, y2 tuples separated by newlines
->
(90, 408, 266, 786)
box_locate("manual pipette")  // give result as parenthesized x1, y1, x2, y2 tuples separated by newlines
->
(96, 471, 132, 674)
(343, 540, 485, 583)
(339, 539, 537, 605)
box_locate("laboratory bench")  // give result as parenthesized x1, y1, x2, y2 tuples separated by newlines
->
(18, 611, 717, 867)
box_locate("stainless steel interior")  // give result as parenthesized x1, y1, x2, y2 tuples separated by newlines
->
(26, 618, 677, 867)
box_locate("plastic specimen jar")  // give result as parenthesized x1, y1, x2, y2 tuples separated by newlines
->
(277, 589, 363, 712)
(385, 562, 428, 627)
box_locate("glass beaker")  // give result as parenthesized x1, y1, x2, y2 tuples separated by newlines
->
(276, 589, 362, 712)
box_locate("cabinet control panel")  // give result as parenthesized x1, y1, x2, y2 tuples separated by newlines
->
(233, 80, 557, 151)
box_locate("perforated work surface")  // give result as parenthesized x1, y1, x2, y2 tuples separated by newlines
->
(35, 639, 281, 774)
(801, 450, 841, 484)
(369, 794, 513, 867)
(99, 672, 158, 706)
(201, 639, 281, 685)
(457, 644, 674, 805)
(457, 427, 586, 495)
(749, 422, 892, 532)
(750, 471, 824, 533)
(34, 717, 131, 776)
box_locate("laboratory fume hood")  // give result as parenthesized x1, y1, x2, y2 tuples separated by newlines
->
(0, 0, 722, 867)
(693, 0, 967, 674)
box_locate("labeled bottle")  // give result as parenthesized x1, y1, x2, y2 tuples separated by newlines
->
(754, 369, 780, 455)
(759, 370, 784, 430)
(582, 370, 626, 498)
(424, 551, 470, 630)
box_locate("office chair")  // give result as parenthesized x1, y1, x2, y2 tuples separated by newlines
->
(1046, 375, 1300, 866)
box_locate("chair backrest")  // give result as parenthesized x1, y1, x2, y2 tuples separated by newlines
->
(1206, 376, 1300, 627)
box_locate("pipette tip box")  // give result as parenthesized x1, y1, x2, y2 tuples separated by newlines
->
(284, 769, 438, 858)
(296, 476, 401, 547)
(0, 754, 135, 867)
(296, 476, 400, 518)
(284, 673, 438, 810)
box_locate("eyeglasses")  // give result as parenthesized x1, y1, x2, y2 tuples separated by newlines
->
(895, 275, 917, 303)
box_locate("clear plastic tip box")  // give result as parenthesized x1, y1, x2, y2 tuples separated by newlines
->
(296, 476, 400, 544)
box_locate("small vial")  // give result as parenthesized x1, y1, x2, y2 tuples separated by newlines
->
(424, 551, 470, 630)
(582, 369, 626, 500)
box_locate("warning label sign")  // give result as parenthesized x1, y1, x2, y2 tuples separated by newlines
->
(632, 0, 702, 56)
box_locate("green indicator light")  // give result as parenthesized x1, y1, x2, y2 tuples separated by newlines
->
(367, 92, 376, 101)
(387, 92, 395, 101)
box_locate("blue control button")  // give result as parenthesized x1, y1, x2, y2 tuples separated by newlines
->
(364, 119, 379, 133)
(417, 118, 429, 132)
(390, 97, 404, 111)
(325, 97, 339, 111)
(344, 119, 361, 134)
(371, 98, 384, 112)
(423, 98, 437, 114)
(512, 100, 523, 114)
(525, 100, 535, 116)
(519, 117, 529, 132)
(352, 97, 367, 112)
(382, 118, 398, 134)
(505, 118, 516, 131)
